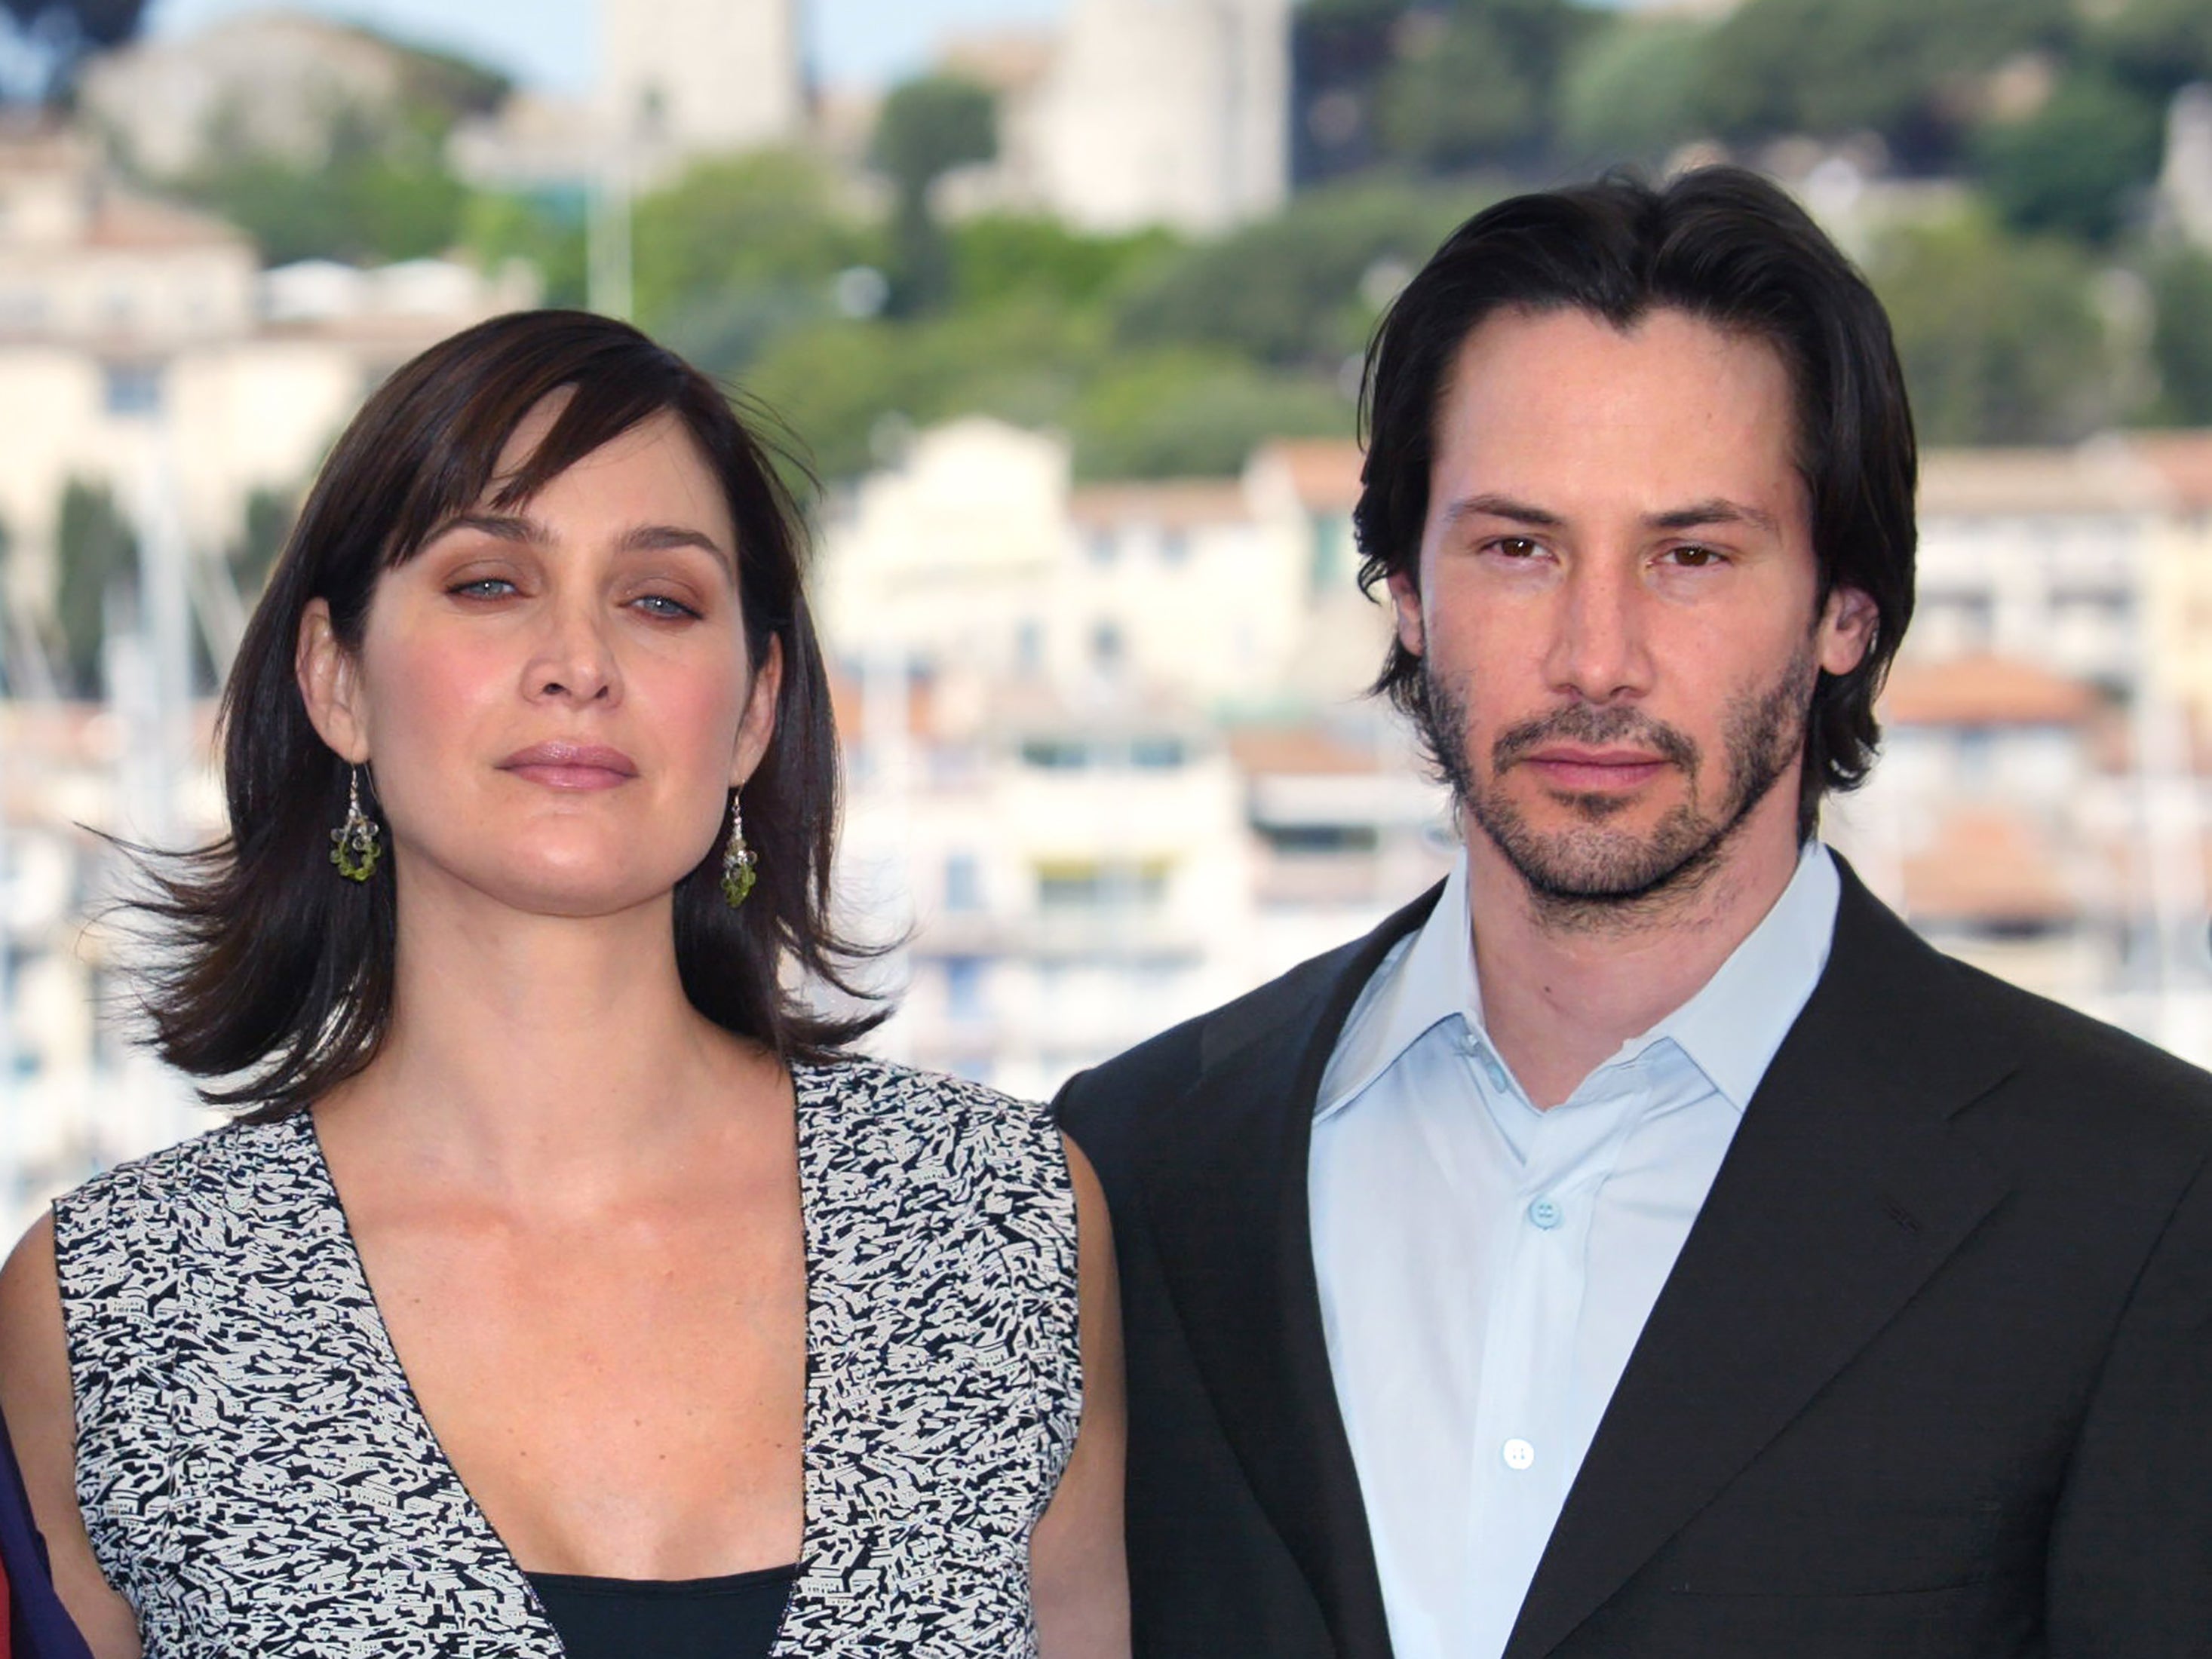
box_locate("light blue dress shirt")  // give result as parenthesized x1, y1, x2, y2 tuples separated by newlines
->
(1309, 840, 1841, 1659)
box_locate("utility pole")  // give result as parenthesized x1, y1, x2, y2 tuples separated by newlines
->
(588, 112, 635, 321)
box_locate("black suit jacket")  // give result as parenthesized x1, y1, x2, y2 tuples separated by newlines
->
(1057, 861, 2212, 1657)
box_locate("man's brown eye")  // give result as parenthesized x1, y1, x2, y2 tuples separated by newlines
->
(1672, 545, 1718, 567)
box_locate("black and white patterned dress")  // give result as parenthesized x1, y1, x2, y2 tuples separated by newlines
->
(53, 1057, 1081, 1657)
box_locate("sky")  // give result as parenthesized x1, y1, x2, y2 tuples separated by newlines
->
(145, 0, 1075, 95)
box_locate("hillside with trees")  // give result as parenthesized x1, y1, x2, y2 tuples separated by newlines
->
(25, 0, 2212, 477)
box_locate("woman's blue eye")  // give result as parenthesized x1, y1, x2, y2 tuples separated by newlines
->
(634, 594, 698, 619)
(451, 578, 515, 598)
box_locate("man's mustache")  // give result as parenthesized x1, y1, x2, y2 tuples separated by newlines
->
(1492, 704, 1701, 774)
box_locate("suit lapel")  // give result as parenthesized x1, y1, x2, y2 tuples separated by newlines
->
(1504, 866, 2016, 1658)
(1140, 889, 1441, 1659)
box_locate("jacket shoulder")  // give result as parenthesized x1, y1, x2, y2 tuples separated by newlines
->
(1940, 951, 2212, 1156)
(1056, 885, 1440, 1174)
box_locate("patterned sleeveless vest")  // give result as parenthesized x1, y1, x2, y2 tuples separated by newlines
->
(54, 1058, 1081, 1657)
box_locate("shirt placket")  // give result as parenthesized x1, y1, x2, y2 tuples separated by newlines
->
(1459, 1041, 1651, 1650)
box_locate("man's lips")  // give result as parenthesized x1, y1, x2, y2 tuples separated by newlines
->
(1520, 748, 1672, 791)
(497, 741, 639, 790)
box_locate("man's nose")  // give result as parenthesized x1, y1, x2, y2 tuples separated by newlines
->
(1545, 557, 1653, 704)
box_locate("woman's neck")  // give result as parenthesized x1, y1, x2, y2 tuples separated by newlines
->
(317, 875, 766, 1206)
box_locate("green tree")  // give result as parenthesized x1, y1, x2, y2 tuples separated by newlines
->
(164, 32, 508, 265)
(2146, 249, 2212, 426)
(743, 303, 1100, 481)
(1375, 0, 1595, 170)
(1557, 16, 1713, 164)
(1870, 211, 2112, 444)
(1113, 179, 1493, 371)
(183, 103, 468, 264)
(1695, 0, 2069, 167)
(868, 75, 997, 316)
(1972, 70, 2165, 244)
(56, 478, 136, 697)
(1068, 351, 1352, 480)
(629, 150, 877, 372)
(948, 216, 1177, 314)
(229, 486, 299, 600)
(1290, 0, 1404, 182)
(2094, 0, 2212, 99)
(462, 189, 588, 309)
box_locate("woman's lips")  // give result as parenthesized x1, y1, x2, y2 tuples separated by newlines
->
(497, 742, 639, 790)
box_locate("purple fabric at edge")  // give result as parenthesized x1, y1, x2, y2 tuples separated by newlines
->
(0, 1410, 94, 1659)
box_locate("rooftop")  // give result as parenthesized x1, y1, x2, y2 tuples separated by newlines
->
(1881, 653, 2103, 727)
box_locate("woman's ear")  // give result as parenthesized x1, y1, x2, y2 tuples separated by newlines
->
(731, 635, 784, 789)
(296, 599, 370, 763)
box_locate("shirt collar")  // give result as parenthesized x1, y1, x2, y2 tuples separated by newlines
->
(1315, 839, 1839, 1123)
(1637, 839, 1839, 1111)
(1315, 850, 1480, 1123)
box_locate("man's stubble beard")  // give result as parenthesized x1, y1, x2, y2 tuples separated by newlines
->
(1419, 637, 1818, 930)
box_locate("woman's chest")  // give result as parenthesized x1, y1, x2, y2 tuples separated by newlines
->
(351, 1199, 809, 1578)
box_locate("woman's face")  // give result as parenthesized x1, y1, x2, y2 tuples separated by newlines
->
(297, 399, 780, 921)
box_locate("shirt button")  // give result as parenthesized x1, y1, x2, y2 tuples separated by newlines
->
(1526, 1195, 1563, 1230)
(1502, 1438, 1536, 1471)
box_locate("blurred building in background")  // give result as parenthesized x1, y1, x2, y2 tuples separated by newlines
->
(600, 0, 805, 170)
(1021, 0, 1291, 234)
(821, 421, 1440, 1099)
(8, 0, 2212, 1240)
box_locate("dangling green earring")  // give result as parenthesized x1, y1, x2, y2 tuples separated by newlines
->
(330, 765, 383, 882)
(720, 791, 757, 909)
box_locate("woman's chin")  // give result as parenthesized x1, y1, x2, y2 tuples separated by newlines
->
(422, 857, 695, 923)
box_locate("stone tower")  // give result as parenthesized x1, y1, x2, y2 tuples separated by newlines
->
(599, 0, 804, 161)
(1031, 0, 1291, 235)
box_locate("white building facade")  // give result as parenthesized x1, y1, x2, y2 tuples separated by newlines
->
(599, 0, 806, 165)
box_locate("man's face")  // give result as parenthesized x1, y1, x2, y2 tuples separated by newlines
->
(1390, 305, 1875, 912)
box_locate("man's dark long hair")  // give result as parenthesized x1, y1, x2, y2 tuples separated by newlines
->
(1355, 167, 1918, 837)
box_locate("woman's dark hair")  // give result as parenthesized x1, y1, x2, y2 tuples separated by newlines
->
(1356, 166, 1918, 836)
(140, 309, 882, 1115)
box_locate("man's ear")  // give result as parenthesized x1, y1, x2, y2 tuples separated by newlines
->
(1817, 585, 1878, 677)
(1385, 571, 1425, 658)
(730, 634, 784, 789)
(296, 599, 370, 763)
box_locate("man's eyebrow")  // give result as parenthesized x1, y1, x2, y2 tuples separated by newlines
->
(1438, 493, 1565, 530)
(1646, 498, 1780, 535)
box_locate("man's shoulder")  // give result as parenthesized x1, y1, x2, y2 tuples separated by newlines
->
(1841, 879, 2212, 1167)
(1056, 886, 1441, 1170)
(1937, 946, 2212, 1145)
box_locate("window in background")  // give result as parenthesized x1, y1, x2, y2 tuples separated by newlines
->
(103, 363, 162, 416)
(944, 851, 983, 912)
(943, 955, 989, 1022)
(1020, 738, 1089, 770)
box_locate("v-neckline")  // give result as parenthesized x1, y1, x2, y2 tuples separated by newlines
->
(291, 1066, 821, 1655)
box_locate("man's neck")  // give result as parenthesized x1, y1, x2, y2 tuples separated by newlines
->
(1466, 815, 1809, 1110)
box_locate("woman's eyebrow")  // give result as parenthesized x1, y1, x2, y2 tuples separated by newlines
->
(618, 523, 732, 564)
(437, 511, 543, 544)
(430, 514, 733, 569)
